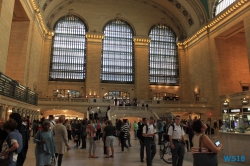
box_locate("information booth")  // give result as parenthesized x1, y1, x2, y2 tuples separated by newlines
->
(222, 108, 243, 132)
(242, 108, 250, 133)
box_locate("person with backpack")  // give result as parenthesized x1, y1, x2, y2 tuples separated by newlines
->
(143, 117, 157, 166)
(157, 119, 164, 145)
(168, 115, 186, 166)
(137, 118, 147, 162)
(163, 114, 174, 141)
(2, 119, 23, 166)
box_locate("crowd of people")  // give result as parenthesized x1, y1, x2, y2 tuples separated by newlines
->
(0, 111, 223, 166)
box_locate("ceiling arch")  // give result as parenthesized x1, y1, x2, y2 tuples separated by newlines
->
(36, 0, 209, 39)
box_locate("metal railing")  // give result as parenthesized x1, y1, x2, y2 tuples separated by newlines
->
(0, 72, 38, 105)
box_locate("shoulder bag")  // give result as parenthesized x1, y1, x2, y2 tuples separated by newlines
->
(192, 135, 218, 166)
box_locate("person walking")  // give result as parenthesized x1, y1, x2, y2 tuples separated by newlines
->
(86, 120, 98, 158)
(2, 119, 23, 166)
(157, 119, 164, 145)
(80, 120, 87, 149)
(102, 120, 116, 158)
(34, 121, 55, 166)
(120, 120, 129, 151)
(168, 115, 186, 166)
(9, 113, 29, 166)
(133, 121, 138, 140)
(53, 115, 70, 166)
(137, 118, 147, 162)
(142, 117, 156, 166)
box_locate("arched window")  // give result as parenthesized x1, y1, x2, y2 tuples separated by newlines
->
(213, 0, 236, 16)
(149, 25, 179, 85)
(49, 15, 87, 81)
(101, 19, 134, 83)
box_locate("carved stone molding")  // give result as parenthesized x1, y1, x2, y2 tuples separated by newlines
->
(86, 32, 104, 43)
(133, 36, 151, 46)
(186, 0, 208, 25)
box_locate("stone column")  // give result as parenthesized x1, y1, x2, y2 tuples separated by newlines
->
(12, 106, 18, 113)
(0, 104, 7, 120)
(17, 108, 23, 115)
(39, 34, 53, 97)
(0, 0, 15, 73)
(133, 36, 151, 100)
(85, 32, 104, 97)
(244, 16, 250, 71)
(22, 109, 27, 118)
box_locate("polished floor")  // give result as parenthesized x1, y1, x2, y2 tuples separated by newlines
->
(24, 133, 248, 166)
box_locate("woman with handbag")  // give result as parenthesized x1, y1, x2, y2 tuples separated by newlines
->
(191, 120, 223, 166)
(86, 120, 98, 158)
(34, 120, 55, 166)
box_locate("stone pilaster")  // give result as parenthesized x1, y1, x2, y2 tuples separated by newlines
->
(133, 36, 151, 100)
(0, 104, 7, 120)
(85, 32, 104, 97)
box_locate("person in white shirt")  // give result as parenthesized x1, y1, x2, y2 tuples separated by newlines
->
(49, 115, 56, 129)
(168, 115, 186, 166)
(142, 117, 156, 166)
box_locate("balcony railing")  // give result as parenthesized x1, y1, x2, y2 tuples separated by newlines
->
(0, 72, 38, 105)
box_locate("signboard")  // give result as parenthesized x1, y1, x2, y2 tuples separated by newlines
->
(222, 108, 241, 113)
(243, 108, 250, 112)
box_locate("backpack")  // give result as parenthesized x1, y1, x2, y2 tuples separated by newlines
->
(97, 123, 101, 130)
(137, 123, 144, 141)
(157, 122, 163, 130)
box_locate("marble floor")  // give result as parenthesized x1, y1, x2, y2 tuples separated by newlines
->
(23, 134, 248, 166)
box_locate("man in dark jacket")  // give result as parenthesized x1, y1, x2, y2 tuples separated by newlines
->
(9, 113, 29, 166)
(137, 118, 147, 162)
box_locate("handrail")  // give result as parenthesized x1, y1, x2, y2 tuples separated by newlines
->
(0, 72, 38, 105)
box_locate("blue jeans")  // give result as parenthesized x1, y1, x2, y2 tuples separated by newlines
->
(134, 130, 137, 139)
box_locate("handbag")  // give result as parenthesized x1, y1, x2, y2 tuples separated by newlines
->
(51, 155, 58, 166)
(192, 135, 218, 166)
(0, 141, 9, 166)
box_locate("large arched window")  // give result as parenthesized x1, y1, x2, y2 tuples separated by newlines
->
(101, 19, 134, 83)
(149, 25, 179, 85)
(213, 0, 236, 16)
(49, 15, 87, 81)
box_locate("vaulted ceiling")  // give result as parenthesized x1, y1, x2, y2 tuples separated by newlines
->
(36, 0, 210, 40)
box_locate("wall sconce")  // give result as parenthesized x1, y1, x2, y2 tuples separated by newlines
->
(8, 109, 12, 113)
(223, 100, 229, 107)
(242, 98, 249, 105)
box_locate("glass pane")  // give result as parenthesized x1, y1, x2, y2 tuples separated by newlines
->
(49, 15, 86, 81)
(101, 19, 134, 83)
(214, 0, 236, 16)
(149, 25, 179, 85)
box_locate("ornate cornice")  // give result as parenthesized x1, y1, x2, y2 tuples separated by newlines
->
(86, 32, 104, 43)
(86, 32, 104, 39)
(186, 0, 208, 25)
(133, 36, 151, 46)
(29, 0, 53, 36)
(178, 0, 249, 48)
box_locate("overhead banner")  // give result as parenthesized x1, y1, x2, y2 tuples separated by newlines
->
(222, 108, 241, 113)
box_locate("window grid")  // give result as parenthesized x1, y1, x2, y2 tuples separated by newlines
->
(149, 25, 179, 85)
(214, 0, 236, 16)
(101, 20, 134, 83)
(49, 15, 86, 81)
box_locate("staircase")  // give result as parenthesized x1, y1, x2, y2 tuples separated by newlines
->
(107, 106, 159, 123)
